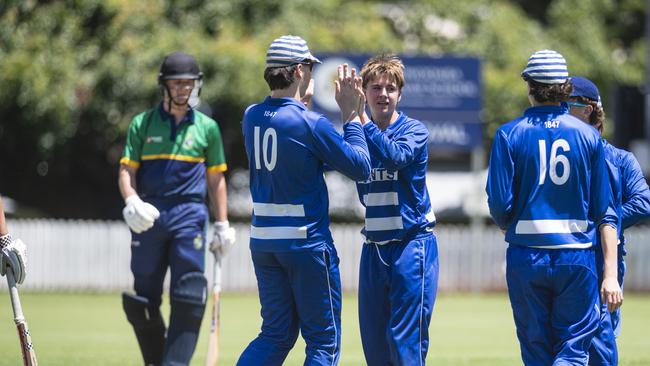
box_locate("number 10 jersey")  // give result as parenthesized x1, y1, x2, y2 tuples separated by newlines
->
(242, 97, 370, 252)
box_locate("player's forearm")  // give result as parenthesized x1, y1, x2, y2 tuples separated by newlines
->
(118, 165, 138, 200)
(599, 224, 618, 280)
(486, 167, 514, 230)
(207, 172, 228, 222)
(338, 122, 371, 181)
(213, 183, 228, 222)
(0, 195, 8, 236)
(364, 123, 418, 170)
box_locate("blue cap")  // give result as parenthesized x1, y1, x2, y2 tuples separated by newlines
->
(570, 76, 601, 106)
(265, 35, 322, 68)
(521, 49, 568, 84)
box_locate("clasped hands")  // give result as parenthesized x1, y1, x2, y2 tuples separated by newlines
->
(335, 64, 367, 124)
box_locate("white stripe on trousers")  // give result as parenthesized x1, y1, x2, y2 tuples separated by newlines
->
(515, 219, 588, 234)
(365, 216, 403, 231)
(253, 202, 305, 217)
(323, 251, 338, 366)
(250, 226, 307, 239)
(418, 240, 425, 366)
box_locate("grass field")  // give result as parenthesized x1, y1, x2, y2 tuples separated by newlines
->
(1, 292, 649, 365)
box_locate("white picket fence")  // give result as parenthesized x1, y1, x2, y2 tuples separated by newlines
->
(2, 219, 649, 292)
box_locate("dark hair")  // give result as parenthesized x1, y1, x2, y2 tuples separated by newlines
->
(264, 64, 300, 90)
(527, 79, 573, 104)
(574, 96, 606, 133)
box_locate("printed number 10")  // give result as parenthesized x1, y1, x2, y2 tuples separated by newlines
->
(254, 126, 277, 171)
(538, 139, 570, 185)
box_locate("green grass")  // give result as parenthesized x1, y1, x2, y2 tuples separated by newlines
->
(1, 292, 649, 365)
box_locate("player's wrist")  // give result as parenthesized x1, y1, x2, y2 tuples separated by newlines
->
(602, 263, 618, 279)
(0, 233, 13, 249)
(213, 220, 230, 229)
(345, 114, 362, 124)
(124, 195, 142, 205)
(359, 111, 369, 125)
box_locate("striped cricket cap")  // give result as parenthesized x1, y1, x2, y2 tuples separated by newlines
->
(521, 50, 568, 84)
(265, 35, 322, 68)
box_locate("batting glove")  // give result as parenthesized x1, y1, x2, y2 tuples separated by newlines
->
(122, 195, 160, 234)
(209, 221, 236, 256)
(0, 235, 27, 285)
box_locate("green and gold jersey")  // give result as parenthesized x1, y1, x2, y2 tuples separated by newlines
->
(120, 105, 227, 201)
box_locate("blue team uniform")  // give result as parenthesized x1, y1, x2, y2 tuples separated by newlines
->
(616, 149, 650, 330)
(238, 97, 370, 366)
(486, 105, 615, 365)
(589, 143, 650, 366)
(355, 112, 438, 365)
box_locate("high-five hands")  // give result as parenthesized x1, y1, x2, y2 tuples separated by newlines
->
(335, 64, 366, 124)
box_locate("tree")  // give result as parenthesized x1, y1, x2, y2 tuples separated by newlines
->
(0, 0, 645, 218)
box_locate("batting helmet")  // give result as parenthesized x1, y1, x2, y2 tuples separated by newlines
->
(158, 51, 203, 84)
(158, 51, 204, 108)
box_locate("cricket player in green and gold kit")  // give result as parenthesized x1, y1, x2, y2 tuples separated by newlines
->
(119, 51, 235, 366)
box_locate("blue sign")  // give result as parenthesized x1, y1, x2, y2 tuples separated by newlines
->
(311, 54, 482, 151)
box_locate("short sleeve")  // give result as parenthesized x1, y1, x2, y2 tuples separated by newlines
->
(206, 120, 227, 173)
(120, 114, 146, 168)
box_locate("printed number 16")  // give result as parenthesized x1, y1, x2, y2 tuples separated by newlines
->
(538, 139, 570, 185)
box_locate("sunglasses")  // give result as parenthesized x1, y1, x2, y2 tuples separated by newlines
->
(566, 101, 588, 108)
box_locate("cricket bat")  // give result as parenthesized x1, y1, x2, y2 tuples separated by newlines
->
(205, 253, 222, 366)
(5, 268, 38, 366)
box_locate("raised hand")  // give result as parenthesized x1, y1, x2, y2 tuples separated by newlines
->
(335, 64, 363, 123)
(353, 75, 368, 125)
(300, 78, 315, 109)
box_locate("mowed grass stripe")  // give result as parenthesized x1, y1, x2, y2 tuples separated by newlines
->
(0, 293, 648, 365)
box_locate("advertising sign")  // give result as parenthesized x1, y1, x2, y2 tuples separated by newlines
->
(311, 54, 482, 151)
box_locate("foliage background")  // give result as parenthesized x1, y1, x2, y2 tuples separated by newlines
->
(0, 0, 646, 219)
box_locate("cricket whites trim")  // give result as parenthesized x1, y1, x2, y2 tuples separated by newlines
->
(515, 219, 588, 234)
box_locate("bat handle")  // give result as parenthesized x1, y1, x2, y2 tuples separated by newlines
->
(6, 268, 26, 324)
(213, 253, 222, 292)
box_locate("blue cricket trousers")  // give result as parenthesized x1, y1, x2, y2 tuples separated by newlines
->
(237, 243, 342, 366)
(506, 245, 599, 366)
(130, 200, 208, 307)
(358, 233, 439, 366)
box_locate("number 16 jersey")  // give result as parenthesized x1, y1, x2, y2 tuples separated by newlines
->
(486, 105, 615, 249)
(242, 97, 371, 252)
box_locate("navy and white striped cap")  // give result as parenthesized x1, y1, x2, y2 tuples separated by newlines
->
(521, 50, 568, 84)
(265, 35, 322, 68)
